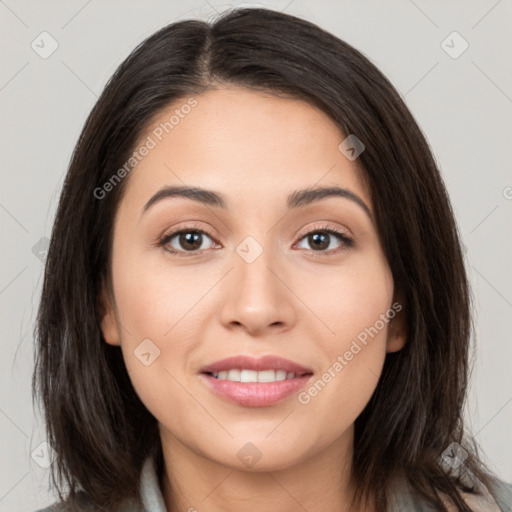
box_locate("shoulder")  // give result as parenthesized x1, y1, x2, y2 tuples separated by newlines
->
(34, 505, 67, 512)
(441, 477, 512, 512)
(34, 495, 144, 512)
(34, 504, 144, 512)
(488, 477, 512, 511)
(34, 490, 91, 512)
(390, 475, 512, 511)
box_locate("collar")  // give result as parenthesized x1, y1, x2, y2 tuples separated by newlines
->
(139, 456, 168, 512)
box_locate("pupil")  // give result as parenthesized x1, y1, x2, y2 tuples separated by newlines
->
(310, 232, 329, 250)
(180, 232, 202, 250)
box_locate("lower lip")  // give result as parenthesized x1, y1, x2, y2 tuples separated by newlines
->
(199, 373, 313, 407)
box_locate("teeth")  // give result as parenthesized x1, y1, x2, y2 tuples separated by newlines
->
(240, 369, 258, 382)
(210, 369, 299, 382)
(275, 370, 287, 381)
(227, 369, 241, 381)
(257, 370, 277, 382)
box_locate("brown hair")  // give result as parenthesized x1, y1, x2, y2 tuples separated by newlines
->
(33, 7, 501, 511)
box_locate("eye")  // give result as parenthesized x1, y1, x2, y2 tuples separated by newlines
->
(158, 224, 218, 257)
(157, 223, 354, 257)
(294, 225, 354, 255)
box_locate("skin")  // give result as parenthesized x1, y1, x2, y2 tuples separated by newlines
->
(100, 86, 407, 512)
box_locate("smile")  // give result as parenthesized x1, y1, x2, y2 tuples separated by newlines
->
(208, 369, 300, 382)
(199, 371, 313, 407)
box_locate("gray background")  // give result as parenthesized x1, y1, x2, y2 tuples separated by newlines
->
(1, 1, 511, 510)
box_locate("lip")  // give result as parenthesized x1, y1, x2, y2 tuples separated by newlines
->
(199, 355, 313, 375)
(199, 355, 314, 407)
(199, 373, 313, 407)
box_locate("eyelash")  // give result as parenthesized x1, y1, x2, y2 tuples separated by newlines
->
(157, 222, 354, 258)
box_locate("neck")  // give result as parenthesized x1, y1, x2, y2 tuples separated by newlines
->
(159, 424, 372, 512)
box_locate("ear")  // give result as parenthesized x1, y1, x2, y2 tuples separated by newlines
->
(386, 289, 407, 353)
(98, 279, 121, 346)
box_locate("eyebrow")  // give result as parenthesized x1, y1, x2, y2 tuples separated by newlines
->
(142, 185, 373, 222)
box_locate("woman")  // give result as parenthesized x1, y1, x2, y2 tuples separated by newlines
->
(33, 7, 512, 512)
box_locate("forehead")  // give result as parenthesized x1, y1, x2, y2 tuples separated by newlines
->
(121, 86, 371, 215)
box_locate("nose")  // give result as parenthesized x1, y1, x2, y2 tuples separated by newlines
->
(219, 242, 297, 336)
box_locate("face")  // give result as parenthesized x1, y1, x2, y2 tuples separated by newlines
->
(100, 86, 406, 472)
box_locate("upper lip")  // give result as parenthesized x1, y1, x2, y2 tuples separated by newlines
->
(200, 355, 313, 375)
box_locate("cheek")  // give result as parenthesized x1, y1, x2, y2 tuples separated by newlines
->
(112, 247, 202, 340)
(111, 252, 211, 420)
(294, 254, 393, 420)
(115, 273, 195, 432)
(304, 252, 394, 346)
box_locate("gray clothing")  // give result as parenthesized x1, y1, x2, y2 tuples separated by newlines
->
(35, 457, 512, 511)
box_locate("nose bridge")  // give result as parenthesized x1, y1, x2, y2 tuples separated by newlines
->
(234, 232, 283, 302)
(219, 231, 296, 333)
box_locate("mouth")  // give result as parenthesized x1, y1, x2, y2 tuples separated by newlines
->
(199, 355, 314, 407)
(204, 369, 310, 382)
(200, 354, 313, 375)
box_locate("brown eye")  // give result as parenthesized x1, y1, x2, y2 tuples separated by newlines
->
(159, 229, 216, 256)
(174, 231, 204, 251)
(296, 228, 353, 254)
(158, 224, 353, 258)
(306, 232, 330, 251)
